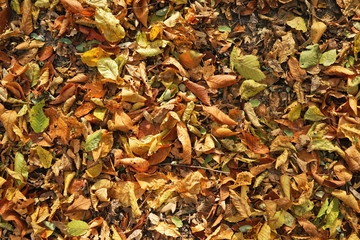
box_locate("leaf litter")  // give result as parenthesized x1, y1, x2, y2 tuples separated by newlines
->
(0, 0, 360, 239)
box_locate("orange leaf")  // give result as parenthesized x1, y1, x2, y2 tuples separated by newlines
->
(0, 3, 10, 34)
(205, 75, 238, 89)
(179, 50, 204, 69)
(38, 46, 54, 61)
(20, 0, 33, 35)
(211, 126, 238, 138)
(184, 80, 210, 106)
(177, 121, 192, 164)
(241, 131, 269, 154)
(74, 102, 96, 118)
(2, 210, 27, 237)
(203, 106, 237, 126)
(60, 0, 85, 14)
(133, 0, 149, 28)
(116, 157, 150, 172)
(148, 146, 171, 165)
(4, 82, 26, 99)
(288, 56, 306, 81)
(68, 73, 89, 83)
(107, 108, 133, 132)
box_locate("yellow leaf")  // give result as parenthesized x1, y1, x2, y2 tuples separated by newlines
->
(95, 8, 125, 43)
(86, 163, 103, 178)
(134, 172, 168, 190)
(37, 146, 53, 169)
(154, 222, 181, 238)
(355, 33, 360, 61)
(257, 223, 271, 240)
(81, 47, 109, 67)
(288, 102, 301, 121)
(150, 25, 161, 41)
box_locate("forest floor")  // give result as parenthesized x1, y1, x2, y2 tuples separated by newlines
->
(0, 0, 360, 239)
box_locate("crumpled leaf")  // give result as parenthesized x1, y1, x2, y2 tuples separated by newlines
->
(331, 189, 360, 212)
(205, 75, 238, 89)
(239, 80, 267, 100)
(299, 44, 321, 68)
(95, 8, 125, 43)
(30, 99, 49, 133)
(116, 157, 150, 172)
(154, 222, 181, 238)
(67, 220, 89, 237)
(97, 58, 119, 80)
(231, 47, 266, 81)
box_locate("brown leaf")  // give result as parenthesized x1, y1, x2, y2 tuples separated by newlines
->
(135, 172, 168, 190)
(133, 0, 149, 28)
(177, 121, 192, 164)
(162, 57, 190, 78)
(4, 82, 26, 99)
(107, 108, 133, 132)
(184, 80, 211, 106)
(230, 189, 251, 218)
(333, 162, 352, 182)
(203, 105, 237, 126)
(211, 126, 238, 138)
(2, 210, 27, 237)
(345, 145, 360, 172)
(205, 75, 238, 89)
(323, 65, 355, 76)
(66, 195, 91, 213)
(0, 50, 11, 63)
(0, 108, 17, 141)
(50, 83, 77, 104)
(288, 56, 306, 81)
(148, 146, 171, 165)
(20, 0, 33, 35)
(0, 3, 11, 35)
(298, 218, 327, 239)
(38, 45, 54, 61)
(331, 189, 360, 213)
(68, 73, 89, 83)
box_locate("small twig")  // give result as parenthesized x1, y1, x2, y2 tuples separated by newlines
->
(160, 163, 229, 174)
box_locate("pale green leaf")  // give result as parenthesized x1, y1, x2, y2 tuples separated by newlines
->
(323, 198, 339, 229)
(136, 47, 162, 57)
(67, 220, 89, 237)
(299, 44, 321, 68)
(37, 146, 53, 168)
(17, 105, 28, 117)
(304, 105, 327, 121)
(310, 139, 336, 151)
(30, 99, 49, 133)
(239, 80, 267, 100)
(230, 47, 266, 81)
(320, 49, 337, 66)
(85, 130, 102, 152)
(97, 58, 119, 80)
(15, 152, 28, 181)
(25, 62, 40, 87)
(11, 0, 21, 14)
(287, 17, 307, 32)
(218, 25, 232, 32)
(34, 0, 50, 8)
(292, 199, 314, 216)
(171, 216, 183, 228)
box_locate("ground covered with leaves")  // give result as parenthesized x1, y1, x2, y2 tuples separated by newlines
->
(1, 0, 360, 239)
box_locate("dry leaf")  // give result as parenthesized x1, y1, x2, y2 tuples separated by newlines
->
(206, 75, 238, 89)
(203, 106, 237, 126)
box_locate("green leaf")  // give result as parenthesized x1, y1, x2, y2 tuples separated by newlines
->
(171, 216, 183, 228)
(286, 17, 307, 32)
(30, 99, 49, 133)
(292, 199, 314, 217)
(67, 220, 89, 237)
(304, 105, 327, 121)
(230, 48, 266, 81)
(354, 33, 360, 61)
(17, 105, 28, 117)
(10, 0, 21, 14)
(37, 146, 53, 169)
(320, 49, 337, 66)
(310, 139, 336, 151)
(299, 44, 321, 68)
(249, 99, 261, 107)
(25, 62, 40, 87)
(97, 58, 119, 80)
(239, 225, 252, 233)
(239, 80, 267, 100)
(136, 47, 162, 57)
(218, 25, 232, 32)
(323, 198, 339, 229)
(316, 198, 329, 219)
(85, 130, 102, 152)
(15, 152, 28, 181)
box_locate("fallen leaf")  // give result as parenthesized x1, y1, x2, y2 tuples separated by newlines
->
(95, 7, 125, 43)
(184, 80, 211, 106)
(20, 0, 33, 35)
(203, 106, 237, 126)
(205, 75, 238, 89)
